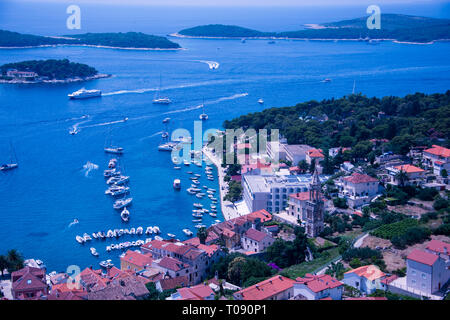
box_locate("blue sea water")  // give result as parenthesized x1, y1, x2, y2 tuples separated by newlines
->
(0, 2, 450, 273)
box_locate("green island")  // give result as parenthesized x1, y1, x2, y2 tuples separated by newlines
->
(223, 91, 450, 158)
(0, 30, 181, 49)
(177, 13, 450, 43)
(0, 59, 107, 83)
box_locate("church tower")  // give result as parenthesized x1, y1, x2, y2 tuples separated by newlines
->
(305, 168, 324, 237)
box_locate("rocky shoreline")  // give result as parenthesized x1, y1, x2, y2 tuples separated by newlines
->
(0, 73, 111, 84)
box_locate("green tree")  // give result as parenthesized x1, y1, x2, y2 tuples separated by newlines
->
(0, 255, 8, 276)
(395, 170, 409, 187)
(197, 227, 208, 245)
(227, 257, 247, 286)
(6, 249, 24, 272)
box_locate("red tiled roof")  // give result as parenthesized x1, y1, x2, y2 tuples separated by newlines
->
(425, 240, 450, 255)
(343, 173, 378, 184)
(345, 297, 388, 300)
(308, 148, 324, 158)
(407, 249, 439, 266)
(295, 274, 343, 293)
(394, 164, 425, 173)
(247, 209, 272, 223)
(157, 257, 189, 272)
(344, 265, 385, 281)
(121, 250, 153, 268)
(289, 191, 310, 201)
(158, 276, 188, 291)
(235, 275, 295, 300)
(177, 284, 214, 300)
(12, 270, 48, 291)
(244, 228, 269, 242)
(424, 145, 450, 158)
(381, 274, 398, 285)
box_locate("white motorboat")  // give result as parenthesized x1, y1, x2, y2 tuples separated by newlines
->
(154, 235, 163, 241)
(113, 198, 132, 210)
(182, 229, 193, 236)
(321, 78, 332, 83)
(121, 207, 130, 222)
(76, 235, 85, 244)
(195, 224, 206, 229)
(104, 146, 124, 154)
(136, 226, 143, 235)
(108, 158, 117, 168)
(69, 127, 79, 135)
(90, 247, 99, 257)
(173, 179, 181, 190)
(83, 233, 92, 241)
(183, 159, 190, 166)
(152, 226, 160, 234)
(258, 98, 264, 104)
(167, 233, 176, 238)
(130, 227, 136, 234)
(145, 226, 153, 235)
(193, 203, 203, 208)
(68, 88, 102, 99)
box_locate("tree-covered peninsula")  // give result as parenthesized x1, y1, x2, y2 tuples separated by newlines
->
(0, 30, 181, 49)
(177, 14, 450, 43)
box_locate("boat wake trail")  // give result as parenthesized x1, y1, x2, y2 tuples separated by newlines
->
(101, 79, 239, 97)
(82, 161, 99, 177)
(79, 118, 128, 129)
(139, 131, 164, 141)
(197, 60, 220, 70)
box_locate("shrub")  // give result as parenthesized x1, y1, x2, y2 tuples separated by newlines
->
(433, 196, 449, 211)
(417, 188, 438, 201)
(333, 197, 348, 209)
(433, 223, 450, 236)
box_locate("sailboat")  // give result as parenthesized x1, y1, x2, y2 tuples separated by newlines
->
(104, 127, 124, 154)
(153, 74, 172, 105)
(199, 100, 208, 121)
(158, 119, 178, 151)
(0, 142, 18, 171)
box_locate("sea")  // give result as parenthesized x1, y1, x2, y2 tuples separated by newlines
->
(0, 1, 449, 273)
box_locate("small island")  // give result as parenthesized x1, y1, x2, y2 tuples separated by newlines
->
(175, 14, 450, 44)
(0, 30, 181, 50)
(0, 59, 110, 83)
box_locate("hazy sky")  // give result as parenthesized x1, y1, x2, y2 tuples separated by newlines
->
(15, 0, 447, 6)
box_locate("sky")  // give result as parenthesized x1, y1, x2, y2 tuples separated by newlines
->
(12, 0, 449, 7)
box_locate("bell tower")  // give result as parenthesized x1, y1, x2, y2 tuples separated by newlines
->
(305, 168, 324, 237)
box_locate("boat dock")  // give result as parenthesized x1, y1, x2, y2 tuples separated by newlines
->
(202, 146, 243, 221)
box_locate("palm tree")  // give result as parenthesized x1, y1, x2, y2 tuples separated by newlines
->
(6, 249, 24, 272)
(395, 169, 409, 187)
(0, 255, 8, 276)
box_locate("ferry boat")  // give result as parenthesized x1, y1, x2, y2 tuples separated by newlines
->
(68, 88, 102, 99)
(173, 179, 181, 190)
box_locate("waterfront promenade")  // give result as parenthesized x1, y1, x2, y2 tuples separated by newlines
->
(202, 146, 242, 221)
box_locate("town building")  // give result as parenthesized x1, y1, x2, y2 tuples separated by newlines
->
(338, 172, 380, 208)
(304, 169, 324, 237)
(120, 250, 153, 273)
(343, 265, 387, 295)
(386, 164, 426, 186)
(293, 274, 343, 300)
(6, 69, 38, 79)
(283, 144, 313, 165)
(241, 228, 275, 253)
(242, 173, 326, 213)
(423, 145, 450, 177)
(167, 283, 215, 300)
(206, 210, 272, 249)
(406, 242, 449, 295)
(305, 148, 324, 165)
(233, 275, 295, 300)
(11, 266, 49, 300)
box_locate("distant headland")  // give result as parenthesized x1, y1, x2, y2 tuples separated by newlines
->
(0, 30, 181, 50)
(0, 59, 110, 84)
(173, 14, 450, 44)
